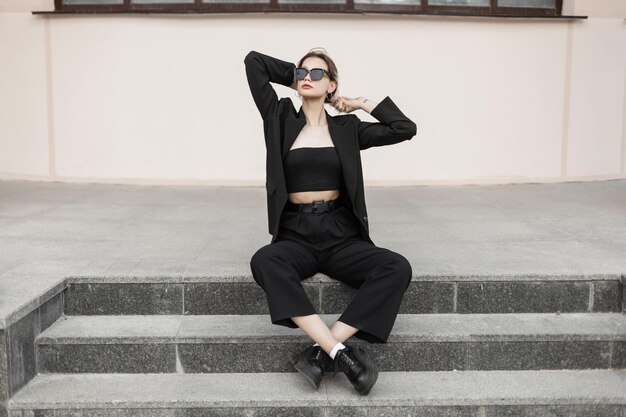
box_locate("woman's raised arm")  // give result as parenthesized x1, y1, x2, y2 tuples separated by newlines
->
(244, 50, 296, 119)
(354, 96, 417, 150)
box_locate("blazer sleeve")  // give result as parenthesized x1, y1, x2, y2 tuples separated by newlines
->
(355, 96, 417, 151)
(244, 50, 297, 120)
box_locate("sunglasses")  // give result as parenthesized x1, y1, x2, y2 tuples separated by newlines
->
(294, 67, 331, 82)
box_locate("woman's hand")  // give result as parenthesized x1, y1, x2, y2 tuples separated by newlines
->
(337, 96, 366, 113)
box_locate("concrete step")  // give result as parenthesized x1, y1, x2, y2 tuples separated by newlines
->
(7, 370, 626, 417)
(64, 275, 625, 315)
(36, 313, 626, 373)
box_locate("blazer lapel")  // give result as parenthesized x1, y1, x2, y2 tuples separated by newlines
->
(281, 107, 358, 203)
(282, 110, 305, 160)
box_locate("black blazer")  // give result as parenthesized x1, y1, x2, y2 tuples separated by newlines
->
(244, 50, 417, 245)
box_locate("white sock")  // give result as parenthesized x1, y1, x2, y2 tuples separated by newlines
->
(329, 342, 346, 359)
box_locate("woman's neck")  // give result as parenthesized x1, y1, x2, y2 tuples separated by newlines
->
(301, 99, 327, 127)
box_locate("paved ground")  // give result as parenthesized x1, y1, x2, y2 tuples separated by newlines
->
(1, 179, 625, 328)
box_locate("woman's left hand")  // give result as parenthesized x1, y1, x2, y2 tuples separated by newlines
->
(338, 96, 365, 113)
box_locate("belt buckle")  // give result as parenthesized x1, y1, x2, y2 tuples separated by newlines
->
(311, 200, 324, 214)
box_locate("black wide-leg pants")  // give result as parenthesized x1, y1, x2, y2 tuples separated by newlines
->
(249, 197, 412, 344)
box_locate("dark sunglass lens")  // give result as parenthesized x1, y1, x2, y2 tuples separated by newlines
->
(311, 69, 324, 81)
(295, 68, 307, 80)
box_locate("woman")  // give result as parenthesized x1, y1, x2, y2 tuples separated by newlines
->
(245, 47, 417, 396)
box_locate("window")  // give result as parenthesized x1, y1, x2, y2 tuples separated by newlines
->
(43, 0, 569, 17)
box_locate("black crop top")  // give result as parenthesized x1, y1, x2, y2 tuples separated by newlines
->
(283, 147, 343, 193)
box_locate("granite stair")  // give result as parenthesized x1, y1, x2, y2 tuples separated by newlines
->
(6, 274, 626, 416)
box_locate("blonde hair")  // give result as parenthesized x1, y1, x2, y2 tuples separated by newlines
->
(297, 47, 346, 113)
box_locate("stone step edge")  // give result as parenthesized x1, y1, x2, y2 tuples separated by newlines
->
(65, 273, 626, 283)
(5, 273, 622, 329)
(8, 370, 626, 410)
(35, 312, 626, 344)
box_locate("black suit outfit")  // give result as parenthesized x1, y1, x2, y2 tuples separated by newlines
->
(245, 50, 418, 343)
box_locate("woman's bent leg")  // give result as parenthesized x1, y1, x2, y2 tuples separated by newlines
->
(250, 239, 320, 328)
(330, 320, 360, 343)
(250, 239, 342, 354)
(319, 240, 413, 344)
(292, 314, 341, 355)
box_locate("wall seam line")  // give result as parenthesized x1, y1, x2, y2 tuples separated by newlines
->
(44, 17, 56, 178)
(561, 20, 574, 178)
(620, 67, 626, 174)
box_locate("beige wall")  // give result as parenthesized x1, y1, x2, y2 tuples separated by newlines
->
(1, 0, 625, 186)
(565, 0, 626, 18)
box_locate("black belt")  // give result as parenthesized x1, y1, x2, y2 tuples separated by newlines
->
(285, 198, 342, 214)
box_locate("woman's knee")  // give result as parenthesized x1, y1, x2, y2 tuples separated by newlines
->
(390, 253, 413, 289)
(250, 243, 306, 287)
(250, 244, 279, 269)
(250, 245, 274, 287)
(249, 246, 266, 271)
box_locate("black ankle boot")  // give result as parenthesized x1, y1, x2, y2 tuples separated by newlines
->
(291, 345, 331, 389)
(332, 343, 378, 395)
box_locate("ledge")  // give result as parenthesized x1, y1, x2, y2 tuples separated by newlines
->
(31, 10, 588, 19)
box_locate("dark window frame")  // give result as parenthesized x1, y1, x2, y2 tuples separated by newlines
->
(32, 0, 588, 19)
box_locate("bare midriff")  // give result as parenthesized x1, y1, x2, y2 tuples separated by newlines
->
(288, 189, 340, 204)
